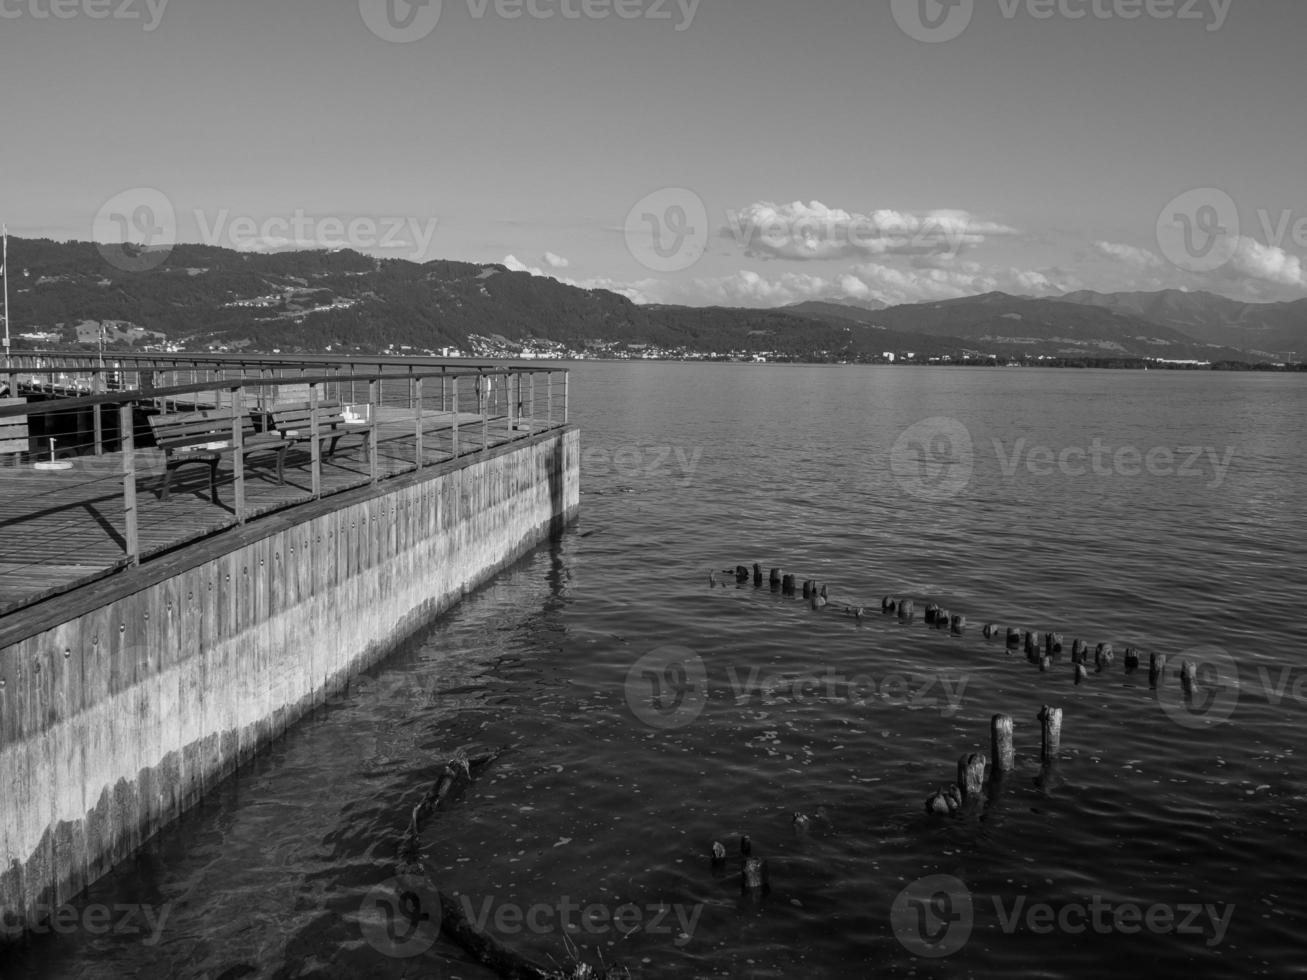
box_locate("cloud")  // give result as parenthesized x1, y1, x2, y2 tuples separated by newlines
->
(1227, 237, 1304, 287)
(542, 251, 571, 269)
(550, 261, 1073, 309)
(1093, 240, 1164, 269)
(722, 201, 1018, 261)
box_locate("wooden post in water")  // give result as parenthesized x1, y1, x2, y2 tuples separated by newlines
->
(991, 714, 1014, 776)
(1071, 639, 1089, 664)
(1006, 627, 1022, 649)
(782, 574, 796, 595)
(1095, 645, 1114, 672)
(1045, 632, 1063, 656)
(1149, 652, 1167, 688)
(1038, 705, 1062, 764)
(925, 603, 941, 625)
(883, 596, 898, 614)
(770, 568, 782, 590)
(897, 599, 914, 623)
(957, 752, 987, 803)
(120, 402, 139, 566)
(736, 565, 750, 583)
(1124, 648, 1141, 671)
(951, 614, 966, 635)
(1180, 661, 1198, 696)
(1074, 663, 1088, 685)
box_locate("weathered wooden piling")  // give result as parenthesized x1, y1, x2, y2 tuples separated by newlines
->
(1006, 627, 1022, 647)
(933, 608, 950, 629)
(1038, 705, 1062, 764)
(753, 563, 764, 586)
(882, 596, 897, 614)
(925, 603, 942, 625)
(951, 614, 966, 635)
(710, 840, 727, 868)
(984, 623, 1002, 639)
(957, 753, 987, 803)
(742, 857, 769, 893)
(810, 589, 826, 610)
(1095, 646, 1114, 672)
(1074, 663, 1088, 684)
(1123, 647, 1141, 671)
(736, 564, 750, 582)
(1071, 639, 1089, 663)
(1039, 655, 1051, 672)
(1024, 631, 1039, 657)
(1149, 652, 1166, 688)
(1180, 660, 1198, 696)
(802, 579, 813, 599)
(1045, 632, 1063, 655)
(770, 568, 782, 590)
(897, 599, 915, 623)
(991, 714, 1015, 775)
(782, 574, 796, 595)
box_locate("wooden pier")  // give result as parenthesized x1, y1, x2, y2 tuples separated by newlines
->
(0, 355, 580, 940)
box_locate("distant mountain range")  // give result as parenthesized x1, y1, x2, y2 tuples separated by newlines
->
(3, 237, 1302, 364)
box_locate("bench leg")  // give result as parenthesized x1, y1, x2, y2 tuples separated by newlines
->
(160, 463, 173, 501)
(275, 446, 287, 485)
(209, 459, 220, 505)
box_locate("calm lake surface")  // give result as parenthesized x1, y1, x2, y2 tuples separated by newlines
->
(6, 363, 1306, 979)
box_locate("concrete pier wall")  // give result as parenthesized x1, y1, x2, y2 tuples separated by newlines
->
(0, 426, 579, 934)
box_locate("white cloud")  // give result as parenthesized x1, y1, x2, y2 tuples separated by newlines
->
(722, 201, 1018, 261)
(543, 251, 571, 269)
(1227, 237, 1304, 287)
(1093, 240, 1163, 269)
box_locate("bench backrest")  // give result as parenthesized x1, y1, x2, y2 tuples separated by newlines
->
(148, 410, 258, 451)
(269, 399, 350, 433)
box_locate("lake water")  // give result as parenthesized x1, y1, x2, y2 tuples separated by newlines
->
(5, 363, 1306, 979)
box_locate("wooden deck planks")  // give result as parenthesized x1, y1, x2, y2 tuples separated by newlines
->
(0, 410, 543, 615)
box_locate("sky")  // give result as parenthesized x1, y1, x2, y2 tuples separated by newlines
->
(1, 0, 1303, 308)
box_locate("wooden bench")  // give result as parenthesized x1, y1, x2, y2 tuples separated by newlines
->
(148, 410, 290, 503)
(268, 400, 372, 464)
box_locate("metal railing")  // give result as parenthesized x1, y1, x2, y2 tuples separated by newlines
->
(0, 365, 569, 603)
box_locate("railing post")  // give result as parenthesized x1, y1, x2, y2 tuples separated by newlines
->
(451, 376, 460, 457)
(527, 372, 535, 437)
(310, 382, 322, 498)
(564, 370, 569, 423)
(482, 374, 490, 459)
(368, 377, 379, 484)
(231, 384, 246, 523)
(92, 369, 104, 455)
(119, 402, 140, 566)
(414, 375, 424, 470)
(547, 372, 553, 429)
(508, 372, 517, 437)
